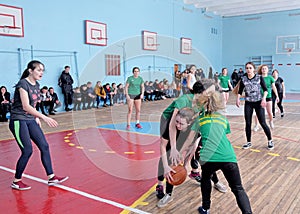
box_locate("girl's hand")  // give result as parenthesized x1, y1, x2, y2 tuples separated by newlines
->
(170, 148, 182, 166)
(41, 115, 58, 128)
(164, 165, 176, 183)
(261, 98, 267, 108)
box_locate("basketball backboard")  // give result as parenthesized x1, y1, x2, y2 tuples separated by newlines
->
(0, 4, 24, 37)
(85, 20, 107, 46)
(142, 30, 158, 51)
(276, 35, 300, 55)
(180, 37, 192, 54)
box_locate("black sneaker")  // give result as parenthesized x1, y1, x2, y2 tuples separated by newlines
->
(267, 141, 274, 150)
(156, 184, 165, 199)
(189, 171, 201, 183)
(198, 206, 210, 214)
(242, 142, 252, 149)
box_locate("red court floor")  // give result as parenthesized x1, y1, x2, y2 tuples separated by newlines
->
(0, 128, 160, 214)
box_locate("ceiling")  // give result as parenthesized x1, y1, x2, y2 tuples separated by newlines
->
(183, 0, 300, 17)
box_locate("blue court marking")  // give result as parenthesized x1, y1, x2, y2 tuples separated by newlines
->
(98, 122, 160, 136)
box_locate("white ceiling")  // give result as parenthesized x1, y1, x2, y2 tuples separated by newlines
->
(183, 0, 300, 17)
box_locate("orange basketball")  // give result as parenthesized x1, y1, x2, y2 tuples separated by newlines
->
(168, 164, 187, 186)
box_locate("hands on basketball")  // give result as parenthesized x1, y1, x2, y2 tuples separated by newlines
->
(166, 164, 187, 186)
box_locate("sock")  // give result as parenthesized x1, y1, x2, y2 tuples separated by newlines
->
(136, 120, 139, 124)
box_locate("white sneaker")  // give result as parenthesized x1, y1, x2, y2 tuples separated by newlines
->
(214, 182, 227, 193)
(253, 125, 259, 132)
(157, 194, 173, 208)
(269, 121, 274, 129)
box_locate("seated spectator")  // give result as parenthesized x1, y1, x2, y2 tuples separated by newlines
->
(0, 86, 11, 122)
(86, 81, 96, 109)
(116, 83, 125, 104)
(73, 87, 82, 111)
(80, 84, 88, 110)
(36, 86, 55, 115)
(104, 83, 113, 106)
(49, 87, 61, 112)
(144, 81, 154, 101)
(111, 83, 118, 105)
(94, 81, 107, 108)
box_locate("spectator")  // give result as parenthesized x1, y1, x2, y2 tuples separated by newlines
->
(231, 69, 239, 88)
(195, 68, 205, 81)
(104, 83, 113, 106)
(58, 65, 73, 112)
(73, 87, 82, 111)
(80, 84, 88, 110)
(111, 83, 118, 105)
(144, 81, 154, 101)
(116, 83, 125, 104)
(86, 81, 96, 109)
(36, 86, 55, 115)
(0, 85, 11, 122)
(48, 87, 61, 112)
(94, 81, 107, 108)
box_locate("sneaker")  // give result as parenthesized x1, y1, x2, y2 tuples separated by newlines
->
(214, 182, 227, 193)
(156, 184, 165, 199)
(267, 141, 274, 150)
(198, 206, 210, 214)
(269, 121, 274, 129)
(242, 142, 252, 149)
(11, 181, 31, 190)
(157, 194, 172, 208)
(48, 175, 69, 186)
(126, 125, 130, 131)
(281, 113, 284, 118)
(135, 123, 142, 129)
(253, 125, 259, 132)
(189, 171, 202, 183)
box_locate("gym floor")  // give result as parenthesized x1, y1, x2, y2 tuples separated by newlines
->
(0, 92, 299, 214)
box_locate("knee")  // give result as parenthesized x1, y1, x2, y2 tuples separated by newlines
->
(40, 142, 50, 152)
(22, 147, 33, 158)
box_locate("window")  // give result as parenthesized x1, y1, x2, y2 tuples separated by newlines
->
(105, 54, 120, 76)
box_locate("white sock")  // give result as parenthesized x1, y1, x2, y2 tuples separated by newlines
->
(136, 120, 139, 124)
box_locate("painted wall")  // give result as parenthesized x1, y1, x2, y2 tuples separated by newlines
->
(222, 10, 300, 92)
(0, 0, 222, 102)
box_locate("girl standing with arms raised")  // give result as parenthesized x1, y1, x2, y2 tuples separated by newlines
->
(125, 67, 144, 130)
(236, 62, 274, 150)
(9, 60, 68, 190)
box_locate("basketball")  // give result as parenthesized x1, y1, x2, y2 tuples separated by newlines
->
(168, 164, 187, 186)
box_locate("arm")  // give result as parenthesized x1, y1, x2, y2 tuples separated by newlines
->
(260, 76, 268, 108)
(187, 74, 192, 90)
(140, 82, 145, 99)
(124, 82, 130, 100)
(19, 88, 58, 128)
(228, 79, 233, 90)
(236, 80, 245, 107)
(271, 83, 279, 103)
(160, 138, 176, 183)
(282, 81, 286, 98)
(169, 108, 181, 166)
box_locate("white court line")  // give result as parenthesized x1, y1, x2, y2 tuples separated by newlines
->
(0, 166, 151, 214)
(230, 121, 300, 130)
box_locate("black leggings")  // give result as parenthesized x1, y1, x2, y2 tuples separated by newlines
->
(244, 101, 271, 142)
(9, 119, 54, 179)
(272, 93, 284, 116)
(201, 162, 252, 213)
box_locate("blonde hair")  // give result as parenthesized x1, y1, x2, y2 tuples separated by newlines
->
(197, 90, 225, 114)
(177, 107, 197, 124)
(257, 64, 268, 75)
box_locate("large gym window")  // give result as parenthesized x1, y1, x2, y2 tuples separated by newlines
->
(105, 54, 121, 76)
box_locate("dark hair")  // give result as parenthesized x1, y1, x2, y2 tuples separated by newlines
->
(49, 87, 53, 90)
(0, 86, 7, 91)
(132, 67, 140, 73)
(64, 65, 70, 69)
(20, 60, 44, 80)
(272, 69, 279, 75)
(245, 62, 256, 70)
(192, 81, 205, 94)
